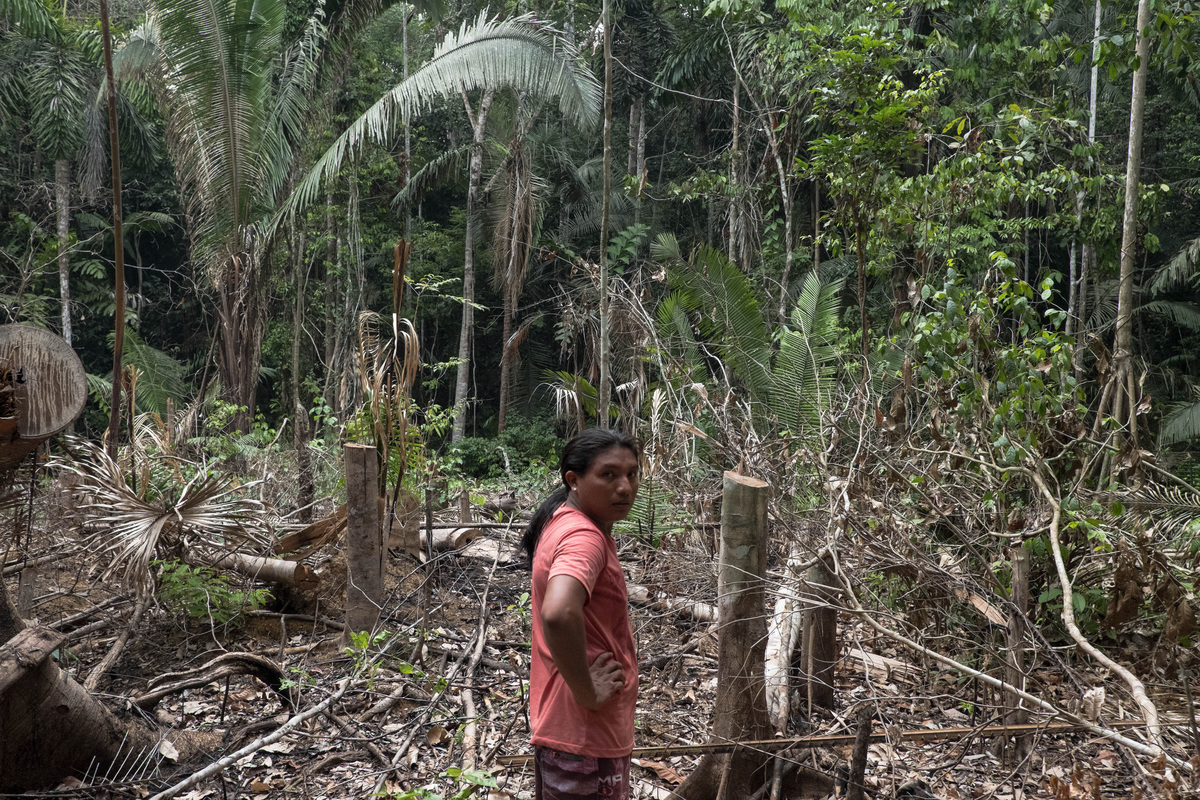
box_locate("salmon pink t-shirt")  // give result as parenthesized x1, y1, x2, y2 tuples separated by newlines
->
(530, 505, 637, 758)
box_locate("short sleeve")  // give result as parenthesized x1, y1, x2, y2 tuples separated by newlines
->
(546, 527, 608, 599)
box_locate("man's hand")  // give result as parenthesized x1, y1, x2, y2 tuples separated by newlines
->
(577, 651, 624, 710)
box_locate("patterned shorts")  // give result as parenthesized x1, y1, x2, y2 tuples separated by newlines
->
(533, 746, 631, 800)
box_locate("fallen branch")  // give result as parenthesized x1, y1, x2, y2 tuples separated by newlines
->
(83, 595, 147, 692)
(827, 549, 1190, 771)
(132, 652, 294, 711)
(628, 584, 718, 624)
(1029, 470, 1162, 747)
(494, 719, 1164, 766)
(146, 678, 352, 800)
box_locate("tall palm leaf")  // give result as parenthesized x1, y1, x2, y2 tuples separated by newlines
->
(286, 11, 602, 217)
(115, 0, 326, 430)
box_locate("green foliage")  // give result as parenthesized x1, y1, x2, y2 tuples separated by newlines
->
(380, 767, 499, 800)
(448, 415, 563, 480)
(156, 559, 270, 625)
(904, 255, 1079, 467)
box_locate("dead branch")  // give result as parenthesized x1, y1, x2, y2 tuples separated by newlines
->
(146, 677, 352, 800)
(827, 549, 1191, 771)
(132, 652, 294, 711)
(83, 595, 147, 692)
(494, 719, 1165, 766)
(1029, 470, 1163, 747)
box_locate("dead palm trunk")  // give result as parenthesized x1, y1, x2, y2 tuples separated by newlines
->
(452, 89, 494, 442)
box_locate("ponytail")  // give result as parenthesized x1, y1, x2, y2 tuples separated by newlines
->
(522, 485, 569, 559)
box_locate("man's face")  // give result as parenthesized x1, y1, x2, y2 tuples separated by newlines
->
(565, 446, 640, 532)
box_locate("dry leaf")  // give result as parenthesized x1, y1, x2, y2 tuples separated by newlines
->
(250, 780, 272, 792)
(634, 759, 685, 785)
(158, 739, 180, 762)
(427, 724, 452, 745)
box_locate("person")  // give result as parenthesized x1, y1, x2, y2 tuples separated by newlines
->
(522, 428, 641, 800)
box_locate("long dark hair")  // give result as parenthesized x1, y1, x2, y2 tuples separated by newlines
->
(521, 428, 641, 558)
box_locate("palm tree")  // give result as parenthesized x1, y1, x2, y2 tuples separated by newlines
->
(115, 0, 325, 431)
(287, 11, 601, 441)
(1, 5, 109, 348)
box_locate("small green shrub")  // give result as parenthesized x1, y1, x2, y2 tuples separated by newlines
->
(156, 559, 270, 625)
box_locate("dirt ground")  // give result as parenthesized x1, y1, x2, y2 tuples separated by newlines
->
(3, 491, 1198, 800)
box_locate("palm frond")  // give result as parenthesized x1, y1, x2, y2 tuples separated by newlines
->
(391, 142, 471, 209)
(54, 439, 268, 596)
(1161, 386, 1200, 448)
(285, 11, 601, 220)
(1135, 300, 1200, 331)
(770, 274, 844, 435)
(1150, 235, 1200, 295)
(0, 0, 60, 37)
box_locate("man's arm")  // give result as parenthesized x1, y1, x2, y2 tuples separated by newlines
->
(541, 574, 624, 710)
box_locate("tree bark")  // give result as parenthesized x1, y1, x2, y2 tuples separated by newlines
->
(55, 160, 72, 349)
(0, 582, 210, 791)
(674, 472, 772, 800)
(800, 553, 837, 712)
(182, 547, 320, 590)
(344, 443, 383, 638)
(1107, 0, 1152, 444)
(452, 89, 494, 442)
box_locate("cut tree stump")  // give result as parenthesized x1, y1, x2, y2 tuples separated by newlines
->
(800, 552, 837, 711)
(673, 471, 772, 800)
(344, 444, 384, 639)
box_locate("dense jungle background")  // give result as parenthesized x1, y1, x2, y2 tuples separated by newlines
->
(2, 0, 1200, 793)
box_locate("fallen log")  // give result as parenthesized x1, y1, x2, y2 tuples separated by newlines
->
(628, 584, 718, 624)
(0, 626, 65, 695)
(182, 547, 320, 590)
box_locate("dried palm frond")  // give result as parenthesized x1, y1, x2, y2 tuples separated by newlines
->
(354, 240, 420, 495)
(54, 439, 268, 597)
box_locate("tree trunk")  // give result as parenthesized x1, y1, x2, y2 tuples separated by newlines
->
(55, 160, 72, 349)
(674, 472, 772, 800)
(1107, 0, 1152, 445)
(0, 582, 211, 791)
(452, 89, 494, 442)
(344, 443, 383, 638)
(99, 0, 125, 459)
(800, 553, 837, 712)
(216, 254, 263, 433)
(597, 0, 614, 426)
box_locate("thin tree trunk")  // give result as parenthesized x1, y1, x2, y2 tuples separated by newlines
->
(1077, 0, 1102, 383)
(99, 0, 124, 458)
(1110, 0, 1152, 440)
(55, 160, 72, 348)
(598, 0, 614, 426)
(800, 554, 837, 712)
(452, 89, 494, 442)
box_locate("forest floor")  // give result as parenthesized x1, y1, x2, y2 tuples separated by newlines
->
(5, 492, 1197, 800)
